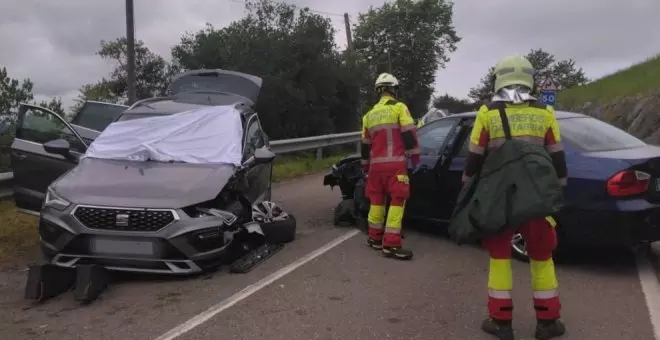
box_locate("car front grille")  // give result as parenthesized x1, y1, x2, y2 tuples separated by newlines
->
(73, 206, 176, 232)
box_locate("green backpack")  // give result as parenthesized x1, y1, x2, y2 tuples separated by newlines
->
(448, 103, 564, 245)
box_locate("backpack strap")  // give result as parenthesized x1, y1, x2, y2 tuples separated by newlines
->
(496, 102, 513, 140)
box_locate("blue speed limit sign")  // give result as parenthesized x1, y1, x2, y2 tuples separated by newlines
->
(541, 91, 556, 106)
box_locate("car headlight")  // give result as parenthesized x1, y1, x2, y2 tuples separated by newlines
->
(43, 187, 70, 211)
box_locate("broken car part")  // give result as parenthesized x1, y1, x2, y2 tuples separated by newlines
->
(229, 243, 285, 274)
(73, 264, 109, 304)
(24, 264, 76, 302)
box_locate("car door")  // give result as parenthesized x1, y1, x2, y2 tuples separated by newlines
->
(437, 118, 475, 220)
(11, 104, 93, 213)
(242, 113, 272, 202)
(406, 117, 462, 221)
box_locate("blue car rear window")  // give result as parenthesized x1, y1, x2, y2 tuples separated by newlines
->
(558, 117, 647, 152)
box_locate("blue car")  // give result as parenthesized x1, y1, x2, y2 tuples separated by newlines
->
(324, 111, 660, 261)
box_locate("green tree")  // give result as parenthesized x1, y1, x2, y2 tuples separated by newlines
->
(0, 67, 34, 113)
(73, 38, 179, 111)
(0, 67, 35, 170)
(468, 48, 589, 101)
(172, 0, 359, 139)
(431, 93, 479, 113)
(352, 0, 460, 118)
(37, 97, 66, 117)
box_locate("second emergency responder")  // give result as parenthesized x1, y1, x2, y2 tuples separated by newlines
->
(361, 73, 421, 260)
(462, 56, 568, 340)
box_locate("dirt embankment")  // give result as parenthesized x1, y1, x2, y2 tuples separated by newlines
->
(559, 91, 660, 144)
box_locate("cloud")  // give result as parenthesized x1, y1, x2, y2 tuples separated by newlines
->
(1, 0, 659, 112)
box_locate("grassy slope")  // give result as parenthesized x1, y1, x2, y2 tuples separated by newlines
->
(0, 153, 348, 261)
(558, 54, 660, 109)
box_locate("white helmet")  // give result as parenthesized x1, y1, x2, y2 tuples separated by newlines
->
(374, 73, 399, 91)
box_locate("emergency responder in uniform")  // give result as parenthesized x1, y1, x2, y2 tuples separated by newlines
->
(361, 73, 421, 260)
(462, 56, 568, 340)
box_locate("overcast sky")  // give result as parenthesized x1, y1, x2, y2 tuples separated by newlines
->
(1, 0, 659, 111)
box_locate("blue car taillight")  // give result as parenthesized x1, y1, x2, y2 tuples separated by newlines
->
(607, 169, 651, 197)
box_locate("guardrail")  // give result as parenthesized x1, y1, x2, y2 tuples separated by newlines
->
(0, 172, 12, 200)
(0, 131, 362, 200)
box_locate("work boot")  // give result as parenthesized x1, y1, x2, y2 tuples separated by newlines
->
(481, 318, 514, 340)
(535, 319, 566, 339)
(382, 246, 413, 260)
(367, 238, 382, 250)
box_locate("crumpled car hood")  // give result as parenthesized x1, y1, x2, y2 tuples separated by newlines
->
(52, 158, 236, 208)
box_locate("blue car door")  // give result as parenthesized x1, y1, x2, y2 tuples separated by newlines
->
(439, 118, 475, 221)
(406, 117, 462, 221)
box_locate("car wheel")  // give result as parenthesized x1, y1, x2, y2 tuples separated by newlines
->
(334, 199, 357, 227)
(356, 215, 369, 234)
(39, 245, 56, 265)
(511, 232, 530, 262)
(252, 201, 297, 244)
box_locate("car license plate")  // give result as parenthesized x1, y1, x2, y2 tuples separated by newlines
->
(90, 239, 154, 256)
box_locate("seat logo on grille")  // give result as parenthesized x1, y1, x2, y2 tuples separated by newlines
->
(115, 214, 130, 227)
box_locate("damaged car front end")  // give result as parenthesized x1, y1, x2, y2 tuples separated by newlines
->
(323, 154, 370, 230)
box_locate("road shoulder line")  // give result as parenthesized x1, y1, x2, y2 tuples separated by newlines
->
(153, 229, 360, 340)
(636, 254, 660, 340)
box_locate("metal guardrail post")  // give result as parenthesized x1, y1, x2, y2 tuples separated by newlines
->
(0, 172, 13, 200)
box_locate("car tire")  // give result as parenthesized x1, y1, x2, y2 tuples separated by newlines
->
(260, 214, 297, 244)
(511, 232, 530, 262)
(334, 199, 357, 226)
(355, 215, 368, 234)
(510, 231, 566, 263)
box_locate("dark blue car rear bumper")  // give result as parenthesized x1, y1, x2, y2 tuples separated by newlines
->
(558, 207, 660, 248)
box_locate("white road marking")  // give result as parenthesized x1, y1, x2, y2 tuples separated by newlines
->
(636, 254, 660, 340)
(153, 229, 360, 340)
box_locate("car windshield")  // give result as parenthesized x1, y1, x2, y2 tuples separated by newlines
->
(71, 102, 128, 131)
(558, 117, 647, 152)
(84, 106, 244, 165)
(116, 113, 170, 122)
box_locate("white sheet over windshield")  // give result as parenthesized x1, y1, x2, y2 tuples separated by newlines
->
(81, 105, 243, 166)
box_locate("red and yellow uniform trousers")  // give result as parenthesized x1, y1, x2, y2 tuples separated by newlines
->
(484, 217, 560, 320)
(361, 95, 420, 248)
(464, 102, 568, 321)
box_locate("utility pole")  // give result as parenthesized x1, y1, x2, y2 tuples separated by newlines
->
(125, 0, 137, 105)
(344, 13, 361, 152)
(344, 13, 353, 49)
(387, 51, 392, 73)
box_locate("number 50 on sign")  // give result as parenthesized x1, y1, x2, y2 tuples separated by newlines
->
(540, 91, 556, 106)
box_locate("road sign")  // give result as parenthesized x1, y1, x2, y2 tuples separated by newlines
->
(540, 91, 556, 106)
(537, 74, 559, 92)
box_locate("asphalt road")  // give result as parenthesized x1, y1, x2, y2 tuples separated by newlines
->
(0, 173, 658, 340)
